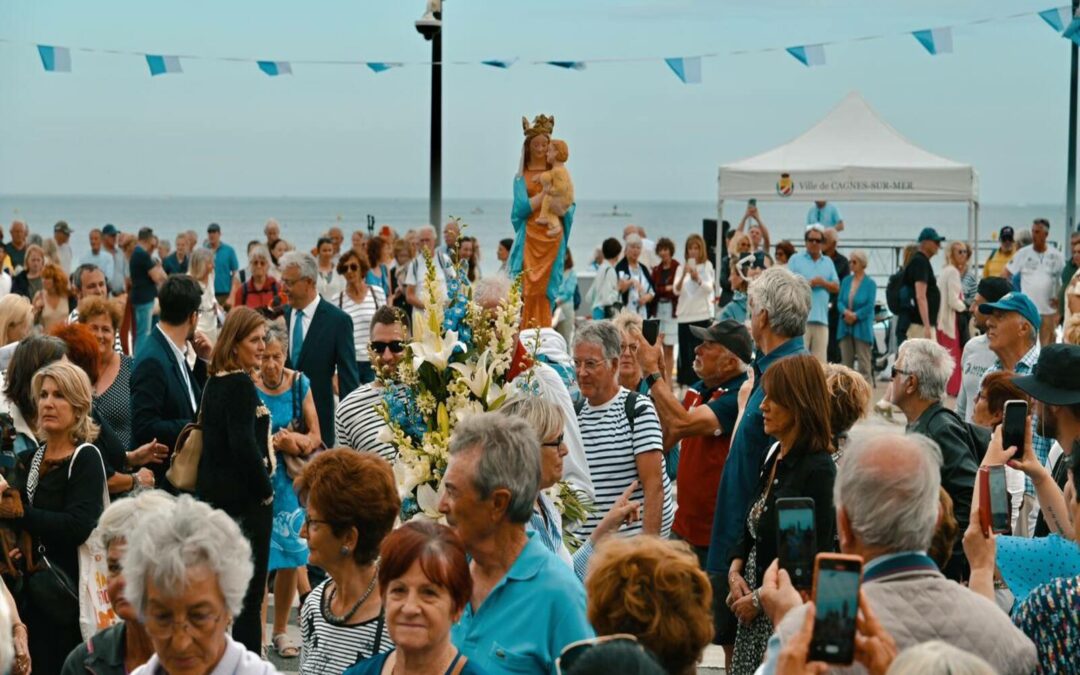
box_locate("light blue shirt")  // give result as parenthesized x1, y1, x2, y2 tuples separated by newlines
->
(207, 242, 239, 295)
(786, 252, 837, 325)
(806, 202, 843, 227)
(79, 249, 115, 281)
(452, 531, 593, 674)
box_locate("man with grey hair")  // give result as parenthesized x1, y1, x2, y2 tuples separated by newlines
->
(404, 224, 454, 323)
(5, 219, 28, 273)
(706, 265, 809, 658)
(573, 320, 672, 537)
(439, 412, 593, 674)
(473, 274, 594, 502)
(280, 250, 358, 446)
(79, 227, 115, 281)
(759, 429, 1037, 675)
(890, 338, 979, 580)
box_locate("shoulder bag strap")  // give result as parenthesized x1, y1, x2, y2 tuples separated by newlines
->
(25, 444, 46, 504)
(69, 443, 110, 508)
(291, 372, 303, 426)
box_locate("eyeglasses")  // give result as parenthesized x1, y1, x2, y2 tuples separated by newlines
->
(542, 434, 565, 448)
(342, 263, 360, 272)
(620, 342, 639, 354)
(891, 366, 911, 379)
(556, 634, 640, 675)
(144, 609, 223, 639)
(281, 276, 307, 288)
(573, 359, 606, 371)
(370, 340, 406, 354)
(304, 516, 336, 530)
(806, 237, 824, 244)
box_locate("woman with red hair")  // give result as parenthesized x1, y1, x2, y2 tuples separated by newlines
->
(33, 263, 75, 332)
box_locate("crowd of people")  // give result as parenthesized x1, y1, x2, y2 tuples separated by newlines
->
(0, 206, 1075, 675)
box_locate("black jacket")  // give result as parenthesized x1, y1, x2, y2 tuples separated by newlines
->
(61, 621, 128, 675)
(195, 372, 273, 513)
(614, 258, 657, 316)
(10, 271, 31, 298)
(284, 299, 359, 446)
(131, 327, 207, 486)
(908, 402, 979, 543)
(730, 442, 837, 585)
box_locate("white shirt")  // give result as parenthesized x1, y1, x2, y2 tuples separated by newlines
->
(158, 324, 197, 412)
(956, 334, 998, 423)
(316, 267, 346, 302)
(674, 260, 715, 323)
(1006, 245, 1066, 314)
(288, 295, 321, 357)
(57, 241, 73, 274)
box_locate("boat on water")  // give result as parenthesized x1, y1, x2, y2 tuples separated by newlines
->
(471, 207, 484, 214)
(597, 204, 631, 217)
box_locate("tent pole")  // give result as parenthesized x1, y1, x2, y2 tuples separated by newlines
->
(1069, 0, 1079, 232)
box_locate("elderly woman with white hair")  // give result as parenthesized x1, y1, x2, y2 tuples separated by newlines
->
(62, 490, 176, 675)
(124, 495, 280, 675)
(438, 412, 594, 673)
(231, 245, 281, 313)
(615, 233, 656, 318)
(836, 249, 877, 385)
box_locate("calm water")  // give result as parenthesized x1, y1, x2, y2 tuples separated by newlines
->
(0, 194, 1068, 279)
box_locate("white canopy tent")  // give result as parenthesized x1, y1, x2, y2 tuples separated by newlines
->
(717, 91, 981, 256)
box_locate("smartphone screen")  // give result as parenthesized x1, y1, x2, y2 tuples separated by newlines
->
(988, 465, 1010, 534)
(642, 319, 660, 346)
(810, 556, 862, 664)
(777, 498, 816, 591)
(1002, 400, 1028, 455)
(748, 198, 757, 207)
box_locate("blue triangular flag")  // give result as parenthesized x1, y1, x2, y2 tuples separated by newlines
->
(547, 61, 586, 70)
(913, 27, 953, 55)
(786, 44, 826, 67)
(257, 61, 292, 76)
(37, 45, 71, 72)
(664, 56, 702, 84)
(1039, 6, 1073, 32)
(367, 62, 401, 73)
(146, 54, 182, 76)
(482, 58, 518, 69)
(1065, 17, 1080, 43)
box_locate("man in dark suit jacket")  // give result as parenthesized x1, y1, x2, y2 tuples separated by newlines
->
(279, 251, 359, 446)
(131, 275, 212, 487)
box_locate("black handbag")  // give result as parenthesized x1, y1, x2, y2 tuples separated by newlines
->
(23, 545, 78, 626)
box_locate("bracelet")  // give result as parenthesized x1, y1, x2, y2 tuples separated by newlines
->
(751, 590, 761, 611)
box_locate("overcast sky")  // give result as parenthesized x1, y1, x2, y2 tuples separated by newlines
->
(0, 0, 1073, 203)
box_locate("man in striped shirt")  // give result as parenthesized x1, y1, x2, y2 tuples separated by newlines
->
(573, 320, 673, 538)
(334, 305, 407, 461)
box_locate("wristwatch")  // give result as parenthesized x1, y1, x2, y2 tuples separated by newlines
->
(644, 372, 663, 389)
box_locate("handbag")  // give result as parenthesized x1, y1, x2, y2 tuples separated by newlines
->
(283, 373, 325, 480)
(168, 386, 207, 492)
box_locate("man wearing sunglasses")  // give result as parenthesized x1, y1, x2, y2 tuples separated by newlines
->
(786, 224, 839, 363)
(335, 305, 409, 461)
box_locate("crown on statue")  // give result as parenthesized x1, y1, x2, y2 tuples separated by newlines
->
(522, 114, 555, 139)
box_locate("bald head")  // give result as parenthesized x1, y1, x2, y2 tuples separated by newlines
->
(10, 220, 27, 247)
(835, 428, 942, 554)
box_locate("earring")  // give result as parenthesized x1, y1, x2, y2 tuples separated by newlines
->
(340, 546, 350, 556)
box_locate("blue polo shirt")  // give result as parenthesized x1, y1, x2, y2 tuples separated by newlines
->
(452, 532, 593, 674)
(208, 242, 239, 295)
(806, 202, 842, 227)
(786, 252, 837, 326)
(706, 336, 806, 573)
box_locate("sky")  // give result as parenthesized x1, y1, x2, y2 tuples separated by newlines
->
(0, 0, 1075, 204)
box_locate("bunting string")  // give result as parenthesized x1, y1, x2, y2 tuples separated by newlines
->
(4, 5, 1076, 84)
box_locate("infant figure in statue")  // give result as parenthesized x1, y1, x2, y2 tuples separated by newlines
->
(535, 139, 574, 238)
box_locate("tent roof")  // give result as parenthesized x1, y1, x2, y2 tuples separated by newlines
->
(718, 91, 977, 202)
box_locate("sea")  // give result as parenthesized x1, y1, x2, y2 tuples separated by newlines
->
(0, 194, 1069, 283)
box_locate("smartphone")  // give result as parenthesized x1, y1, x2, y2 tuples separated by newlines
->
(1002, 399, 1028, 455)
(748, 198, 757, 208)
(979, 465, 1011, 535)
(810, 554, 863, 665)
(642, 319, 660, 346)
(776, 497, 816, 591)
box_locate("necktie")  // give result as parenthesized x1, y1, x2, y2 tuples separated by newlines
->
(291, 309, 304, 365)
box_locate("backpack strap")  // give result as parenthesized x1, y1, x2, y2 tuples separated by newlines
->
(573, 398, 585, 417)
(624, 390, 641, 433)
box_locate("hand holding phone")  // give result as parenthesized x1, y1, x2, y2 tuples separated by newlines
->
(1002, 400, 1028, 457)
(810, 554, 863, 665)
(978, 465, 1011, 535)
(642, 319, 660, 346)
(777, 498, 816, 592)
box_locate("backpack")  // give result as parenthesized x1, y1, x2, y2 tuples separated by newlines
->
(885, 267, 913, 316)
(574, 391, 642, 432)
(241, 278, 279, 307)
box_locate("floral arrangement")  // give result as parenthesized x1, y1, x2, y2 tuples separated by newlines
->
(377, 224, 526, 520)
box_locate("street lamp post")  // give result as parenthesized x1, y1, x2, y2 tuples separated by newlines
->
(416, 1, 443, 237)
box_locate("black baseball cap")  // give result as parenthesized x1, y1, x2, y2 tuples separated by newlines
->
(976, 277, 1012, 304)
(207, 223, 221, 233)
(101, 224, 118, 237)
(917, 227, 945, 243)
(1012, 344, 1080, 406)
(689, 320, 754, 364)
(999, 226, 1015, 242)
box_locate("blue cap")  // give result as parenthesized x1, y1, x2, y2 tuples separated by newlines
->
(917, 227, 945, 243)
(979, 292, 1042, 332)
(101, 224, 118, 236)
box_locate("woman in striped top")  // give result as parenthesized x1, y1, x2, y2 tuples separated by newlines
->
(336, 250, 386, 385)
(297, 450, 401, 675)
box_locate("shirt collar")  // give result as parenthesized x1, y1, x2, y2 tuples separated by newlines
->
(505, 531, 548, 582)
(157, 324, 188, 362)
(755, 336, 805, 375)
(863, 550, 937, 583)
(295, 294, 320, 317)
(1015, 342, 1041, 373)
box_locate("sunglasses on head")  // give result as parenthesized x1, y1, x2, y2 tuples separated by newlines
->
(370, 340, 406, 354)
(556, 634, 641, 674)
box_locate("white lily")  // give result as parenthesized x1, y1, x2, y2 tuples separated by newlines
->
(449, 350, 492, 399)
(412, 326, 463, 372)
(414, 482, 447, 524)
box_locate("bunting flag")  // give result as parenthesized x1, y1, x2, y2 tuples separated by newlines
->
(366, 61, 401, 73)
(912, 27, 954, 55)
(145, 54, 182, 76)
(1039, 6, 1073, 32)
(257, 60, 292, 76)
(664, 56, 702, 84)
(37, 45, 71, 72)
(1065, 16, 1080, 43)
(481, 58, 517, 69)
(786, 44, 826, 67)
(546, 61, 586, 70)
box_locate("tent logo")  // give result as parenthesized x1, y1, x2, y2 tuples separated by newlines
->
(777, 173, 794, 197)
